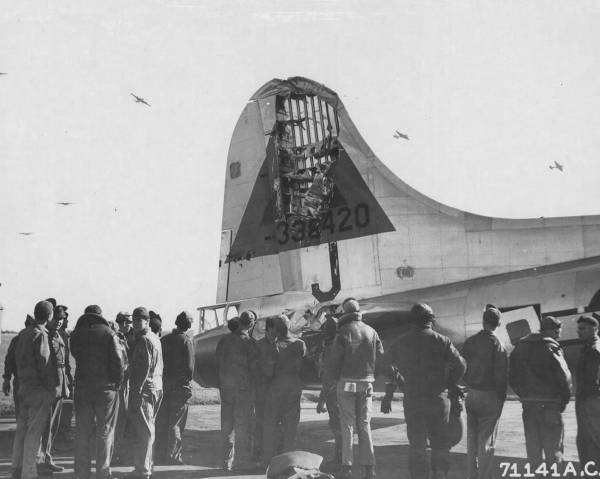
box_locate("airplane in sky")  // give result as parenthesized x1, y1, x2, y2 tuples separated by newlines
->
(18, 232, 34, 236)
(56, 202, 74, 206)
(193, 76, 600, 388)
(549, 160, 564, 171)
(130, 93, 150, 107)
(393, 130, 409, 140)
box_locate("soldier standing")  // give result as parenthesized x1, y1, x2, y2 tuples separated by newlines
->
(574, 315, 600, 465)
(216, 310, 258, 472)
(509, 316, 571, 469)
(11, 300, 57, 479)
(155, 311, 195, 465)
(70, 305, 125, 479)
(322, 299, 383, 479)
(381, 303, 466, 479)
(127, 306, 163, 479)
(56, 305, 75, 443)
(262, 315, 307, 465)
(113, 311, 133, 465)
(2, 315, 34, 417)
(316, 315, 342, 467)
(462, 305, 508, 479)
(38, 304, 71, 474)
(254, 316, 277, 460)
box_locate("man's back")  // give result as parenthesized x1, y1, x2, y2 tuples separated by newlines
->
(16, 324, 52, 394)
(130, 330, 163, 394)
(161, 329, 194, 392)
(509, 333, 570, 403)
(71, 315, 124, 390)
(386, 325, 465, 397)
(462, 330, 507, 394)
(216, 331, 257, 389)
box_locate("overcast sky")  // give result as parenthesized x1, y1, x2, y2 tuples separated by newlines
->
(1, 0, 600, 331)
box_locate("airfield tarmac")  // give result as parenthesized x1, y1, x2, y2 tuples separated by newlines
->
(0, 399, 580, 479)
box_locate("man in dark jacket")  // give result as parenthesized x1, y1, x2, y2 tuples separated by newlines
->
(2, 315, 34, 417)
(216, 310, 259, 472)
(381, 303, 466, 479)
(262, 314, 307, 465)
(462, 305, 508, 479)
(11, 300, 57, 479)
(155, 311, 195, 465)
(127, 306, 163, 479)
(38, 304, 71, 474)
(71, 305, 125, 479)
(509, 316, 571, 469)
(574, 315, 600, 465)
(321, 299, 383, 479)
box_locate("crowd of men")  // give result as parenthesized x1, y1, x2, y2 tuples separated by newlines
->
(3, 296, 600, 479)
(216, 298, 600, 479)
(3, 299, 195, 479)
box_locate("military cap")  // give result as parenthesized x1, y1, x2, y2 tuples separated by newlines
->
(175, 311, 193, 329)
(577, 315, 599, 328)
(84, 304, 103, 316)
(540, 316, 562, 330)
(342, 298, 360, 313)
(239, 310, 257, 327)
(132, 306, 149, 320)
(411, 303, 435, 322)
(45, 298, 57, 308)
(34, 300, 54, 320)
(116, 311, 132, 323)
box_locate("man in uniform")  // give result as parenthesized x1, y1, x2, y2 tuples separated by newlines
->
(2, 315, 34, 417)
(216, 310, 258, 472)
(574, 315, 600, 465)
(509, 316, 571, 469)
(155, 311, 195, 465)
(262, 314, 307, 465)
(127, 306, 163, 479)
(11, 300, 57, 479)
(38, 304, 71, 474)
(55, 305, 75, 444)
(316, 315, 342, 468)
(113, 311, 133, 464)
(322, 299, 383, 479)
(254, 316, 277, 461)
(70, 305, 125, 479)
(462, 305, 508, 479)
(381, 303, 466, 479)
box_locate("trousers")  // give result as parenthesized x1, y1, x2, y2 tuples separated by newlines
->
(466, 389, 503, 479)
(11, 388, 56, 479)
(114, 381, 130, 460)
(220, 385, 254, 467)
(337, 381, 375, 467)
(74, 388, 119, 479)
(155, 389, 191, 463)
(39, 397, 64, 465)
(576, 397, 600, 466)
(129, 389, 162, 478)
(262, 378, 302, 464)
(522, 402, 564, 467)
(404, 392, 451, 479)
(326, 387, 342, 462)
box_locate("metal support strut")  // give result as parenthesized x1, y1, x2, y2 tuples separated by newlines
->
(311, 241, 341, 302)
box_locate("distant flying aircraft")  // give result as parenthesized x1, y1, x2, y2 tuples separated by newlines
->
(192, 76, 600, 390)
(393, 130, 409, 140)
(18, 232, 34, 236)
(549, 161, 564, 171)
(56, 202, 74, 206)
(130, 93, 150, 106)
(0, 72, 7, 76)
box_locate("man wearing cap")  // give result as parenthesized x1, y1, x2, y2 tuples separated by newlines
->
(574, 315, 600, 465)
(3, 315, 34, 418)
(155, 311, 195, 465)
(321, 298, 383, 479)
(127, 306, 163, 479)
(113, 311, 134, 464)
(216, 310, 259, 472)
(381, 303, 466, 479)
(11, 300, 56, 479)
(462, 305, 508, 479)
(149, 311, 162, 337)
(56, 305, 75, 444)
(509, 316, 571, 469)
(71, 305, 125, 479)
(38, 304, 71, 474)
(262, 314, 307, 465)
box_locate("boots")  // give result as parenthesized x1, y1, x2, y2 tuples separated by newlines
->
(336, 465, 352, 479)
(363, 466, 376, 479)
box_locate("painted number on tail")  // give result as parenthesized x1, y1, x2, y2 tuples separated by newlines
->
(276, 203, 370, 245)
